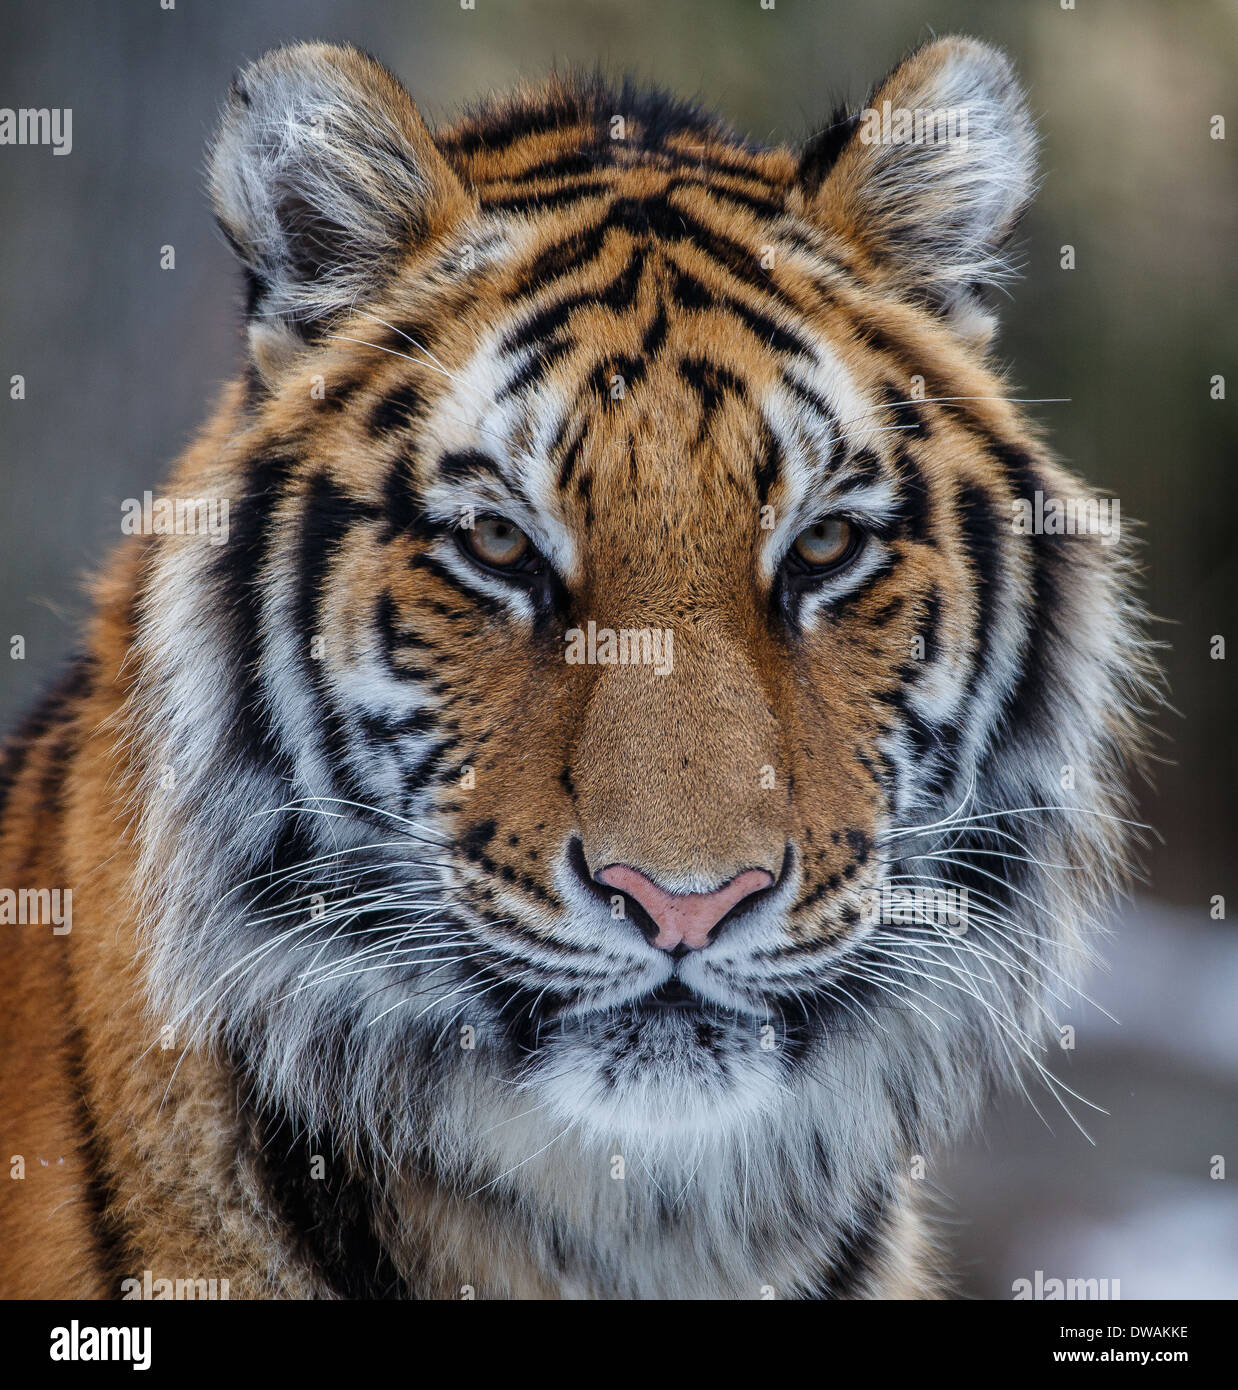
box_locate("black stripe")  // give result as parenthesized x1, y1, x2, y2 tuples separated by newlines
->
(754, 423, 782, 504)
(0, 656, 91, 826)
(781, 375, 843, 473)
(819, 557, 896, 618)
(214, 449, 299, 771)
(673, 266, 813, 359)
(671, 266, 712, 310)
(641, 302, 669, 358)
(680, 355, 748, 432)
(489, 169, 786, 221)
(663, 148, 779, 190)
(919, 585, 944, 665)
(955, 481, 1006, 704)
(375, 592, 435, 679)
(437, 449, 505, 484)
(556, 422, 588, 491)
(409, 552, 506, 618)
(888, 442, 933, 543)
(241, 1084, 412, 1300)
(482, 176, 613, 213)
(875, 681, 940, 763)
(720, 294, 812, 358)
(380, 460, 429, 543)
(847, 447, 883, 486)
(399, 736, 463, 798)
(664, 172, 785, 219)
(64, 1020, 134, 1297)
(369, 381, 424, 436)
(515, 221, 613, 291)
(295, 472, 370, 802)
(797, 106, 862, 197)
(500, 198, 811, 359)
(499, 260, 641, 354)
(802, 1182, 890, 1299)
(443, 74, 726, 159)
(500, 150, 610, 184)
(986, 440, 1067, 735)
(498, 337, 575, 398)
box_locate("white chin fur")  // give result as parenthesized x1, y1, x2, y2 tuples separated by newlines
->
(526, 1011, 787, 1150)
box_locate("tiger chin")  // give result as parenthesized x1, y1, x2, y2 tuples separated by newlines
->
(0, 38, 1157, 1300)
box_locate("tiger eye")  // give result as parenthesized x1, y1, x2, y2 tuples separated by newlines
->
(463, 516, 532, 569)
(791, 518, 857, 570)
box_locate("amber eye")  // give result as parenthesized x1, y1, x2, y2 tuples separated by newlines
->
(460, 515, 533, 570)
(790, 517, 859, 571)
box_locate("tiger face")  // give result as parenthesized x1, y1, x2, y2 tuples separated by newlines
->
(133, 39, 1151, 1187)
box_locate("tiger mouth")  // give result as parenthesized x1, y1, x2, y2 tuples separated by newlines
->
(635, 979, 703, 1012)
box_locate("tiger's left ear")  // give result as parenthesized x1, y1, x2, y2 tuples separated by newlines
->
(208, 42, 470, 380)
(798, 37, 1036, 344)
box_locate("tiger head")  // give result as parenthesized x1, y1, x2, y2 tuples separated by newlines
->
(130, 40, 1154, 1186)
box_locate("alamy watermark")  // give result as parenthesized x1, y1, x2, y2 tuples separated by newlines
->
(564, 620, 674, 676)
(1012, 1270, 1121, 1300)
(121, 491, 230, 546)
(121, 1269, 230, 1300)
(0, 886, 71, 934)
(858, 100, 968, 149)
(49, 1323, 150, 1371)
(0, 107, 72, 155)
(860, 883, 969, 934)
(1011, 491, 1121, 545)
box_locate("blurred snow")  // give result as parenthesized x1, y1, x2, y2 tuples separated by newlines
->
(940, 898, 1238, 1299)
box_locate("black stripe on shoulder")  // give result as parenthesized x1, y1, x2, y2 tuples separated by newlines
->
(801, 1182, 890, 1299)
(64, 1019, 135, 1298)
(240, 1083, 412, 1300)
(0, 654, 92, 828)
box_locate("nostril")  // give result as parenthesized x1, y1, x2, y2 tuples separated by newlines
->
(595, 862, 776, 952)
(566, 838, 663, 943)
(566, 837, 601, 896)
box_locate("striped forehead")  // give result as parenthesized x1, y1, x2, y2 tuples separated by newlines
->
(414, 324, 581, 579)
(410, 225, 899, 576)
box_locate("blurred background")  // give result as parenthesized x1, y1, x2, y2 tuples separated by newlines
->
(1, 0, 1234, 1297)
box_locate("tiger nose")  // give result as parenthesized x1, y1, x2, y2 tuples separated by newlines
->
(595, 864, 774, 951)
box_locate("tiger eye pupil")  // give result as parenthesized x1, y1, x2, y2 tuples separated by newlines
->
(792, 517, 856, 569)
(467, 516, 531, 568)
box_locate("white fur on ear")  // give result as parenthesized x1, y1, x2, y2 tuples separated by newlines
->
(208, 41, 466, 350)
(802, 37, 1037, 324)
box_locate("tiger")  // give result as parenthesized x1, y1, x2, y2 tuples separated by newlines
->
(0, 36, 1157, 1300)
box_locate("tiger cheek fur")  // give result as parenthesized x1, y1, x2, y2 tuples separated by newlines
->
(0, 38, 1157, 1300)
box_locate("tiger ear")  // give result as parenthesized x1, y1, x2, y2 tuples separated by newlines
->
(208, 42, 469, 379)
(798, 37, 1036, 341)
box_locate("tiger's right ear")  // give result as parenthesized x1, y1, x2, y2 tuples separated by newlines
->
(208, 42, 469, 380)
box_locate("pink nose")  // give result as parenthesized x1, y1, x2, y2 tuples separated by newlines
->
(595, 864, 774, 951)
